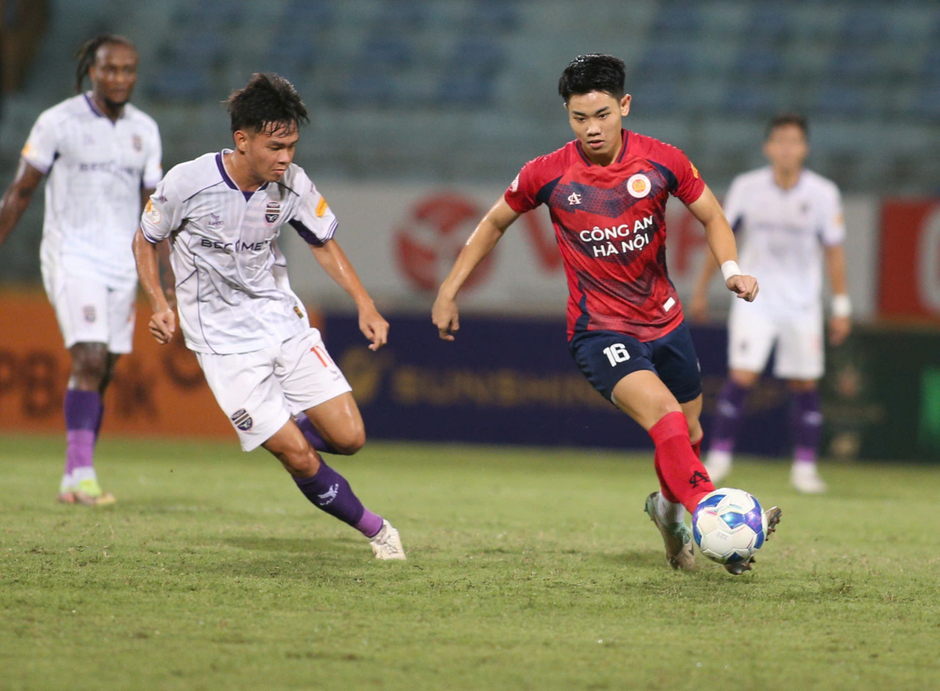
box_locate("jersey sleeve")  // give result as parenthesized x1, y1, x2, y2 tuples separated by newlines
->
(721, 177, 746, 231)
(286, 173, 337, 247)
(652, 142, 705, 205)
(142, 123, 163, 190)
(819, 182, 846, 246)
(140, 172, 185, 243)
(503, 159, 544, 214)
(20, 111, 59, 174)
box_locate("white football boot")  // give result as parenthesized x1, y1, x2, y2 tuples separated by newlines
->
(369, 519, 406, 560)
(644, 492, 695, 570)
(703, 449, 733, 485)
(791, 463, 828, 494)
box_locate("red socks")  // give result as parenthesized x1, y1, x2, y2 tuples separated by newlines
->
(649, 411, 714, 513)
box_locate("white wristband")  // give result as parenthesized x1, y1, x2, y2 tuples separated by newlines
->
(832, 294, 852, 318)
(720, 260, 742, 282)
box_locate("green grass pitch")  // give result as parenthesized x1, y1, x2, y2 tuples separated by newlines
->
(2, 434, 938, 691)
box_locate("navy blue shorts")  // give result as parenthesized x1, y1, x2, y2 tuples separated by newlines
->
(568, 321, 702, 405)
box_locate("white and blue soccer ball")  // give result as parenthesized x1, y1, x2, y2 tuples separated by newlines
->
(692, 488, 766, 566)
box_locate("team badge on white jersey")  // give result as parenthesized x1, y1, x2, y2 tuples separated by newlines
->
(265, 201, 281, 225)
(627, 174, 651, 198)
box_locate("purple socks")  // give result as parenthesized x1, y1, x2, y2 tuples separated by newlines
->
(791, 389, 822, 464)
(709, 380, 751, 454)
(64, 389, 101, 476)
(294, 462, 383, 538)
(295, 415, 339, 454)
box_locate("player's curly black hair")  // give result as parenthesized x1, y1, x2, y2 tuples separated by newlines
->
(74, 34, 136, 93)
(225, 73, 310, 135)
(557, 54, 626, 103)
(765, 112, 809, 140)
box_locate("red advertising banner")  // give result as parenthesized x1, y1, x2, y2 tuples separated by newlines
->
(0, 290, 233, 439)
(879, 199, 940, 322)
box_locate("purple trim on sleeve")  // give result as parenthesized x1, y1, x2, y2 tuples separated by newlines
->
(289, 218, 334, 247)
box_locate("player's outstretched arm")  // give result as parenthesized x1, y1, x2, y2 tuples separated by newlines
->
(432, 197, 519, 341)
(132, 228, 176, 345)
(0, 160, 43, 248)
(687, 186, 758, 303)
(309, 239, 389, 351)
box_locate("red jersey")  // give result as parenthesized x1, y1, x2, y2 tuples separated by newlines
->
(504, 129, 705, 342)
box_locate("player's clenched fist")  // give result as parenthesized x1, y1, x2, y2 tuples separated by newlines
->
(432, 295, 460, 341)
(726, 274, 759, 302)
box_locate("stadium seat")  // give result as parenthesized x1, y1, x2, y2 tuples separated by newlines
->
(463, 0, 521, 33)
(649, 3, 702, 38)
(724, 85, 779, 116)
(744, 5, 792, 44)
(840, 8, 892, 45)
(813, 85, 866, 117)
(438, 73, 496, 106)
(828, 49, 881, 84)
(449, 36, 506, 78)
(733, 48, 785, 81)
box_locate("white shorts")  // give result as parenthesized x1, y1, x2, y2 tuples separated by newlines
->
(196, 328, 352, 451)
(42, 267, 136, 354)
(728, 301, 824, 380)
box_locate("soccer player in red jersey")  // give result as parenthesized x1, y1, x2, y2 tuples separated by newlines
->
(432, 54, 780, 574)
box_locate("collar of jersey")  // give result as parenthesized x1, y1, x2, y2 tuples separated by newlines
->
(84, 92, 124, 121)
(216, 150, 269, 194)
(577, 129, 630, 167)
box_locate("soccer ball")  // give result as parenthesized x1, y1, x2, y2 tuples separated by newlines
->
(692, 488, 766, 565)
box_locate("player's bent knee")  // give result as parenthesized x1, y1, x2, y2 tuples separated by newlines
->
(331, 424, 366, 455)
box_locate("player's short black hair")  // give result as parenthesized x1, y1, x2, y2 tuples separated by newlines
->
(558, 54, 626, 103)
(74, 34, 136, 93)
(226, 73, 310, 135)
(765, 113, 809, 140)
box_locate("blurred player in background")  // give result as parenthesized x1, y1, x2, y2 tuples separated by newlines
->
(0, 35, 162, 506)
(133, 73, 405, 560)
(432, 54, 780, 574)
(691, 114, 850, 494)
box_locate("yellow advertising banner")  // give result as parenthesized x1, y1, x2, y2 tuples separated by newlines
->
(0, 289, 233, 440)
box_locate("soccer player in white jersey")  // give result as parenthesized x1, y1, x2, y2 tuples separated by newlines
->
(0, 35, 162, 506)
(132, 73, 405, 560)
(690, 114, 851, 494)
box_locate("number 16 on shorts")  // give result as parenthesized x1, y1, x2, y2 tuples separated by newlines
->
(603, 343, 631, 366)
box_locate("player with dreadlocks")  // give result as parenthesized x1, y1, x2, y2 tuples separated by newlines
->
(0, 35, 163, 505)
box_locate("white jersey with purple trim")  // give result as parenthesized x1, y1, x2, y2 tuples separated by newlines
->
(140, 151, 338, 355)
(22, 93, 162, 289)
(723, 166, 844, 311)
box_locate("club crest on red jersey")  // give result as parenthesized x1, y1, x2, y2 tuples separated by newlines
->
(627, 174, 652, 198)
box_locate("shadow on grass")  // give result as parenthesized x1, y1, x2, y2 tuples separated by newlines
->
(597, 549, 668, 568)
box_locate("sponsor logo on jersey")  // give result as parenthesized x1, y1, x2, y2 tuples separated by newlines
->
(230, 408, 253, 431)
(315, 196, 329, 218)
(132, 134, 143, 152)
(690, 161, 700, 179)
(293, 305, 305, 319)
(208, 213, 224, 229)
(265, 201, 281, 225)
(568, 192, 582, 205)
(21, 142, 33, 157)
(83, 305, 96, 323)
(199, 238, 270, 252)
(145, 199, 161, 225)
(627, 174, 651, 198)
(509, 174, 520, 193)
